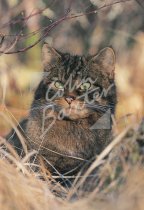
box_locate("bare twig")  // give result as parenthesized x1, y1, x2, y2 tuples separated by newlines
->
(0, 0, 131, 55)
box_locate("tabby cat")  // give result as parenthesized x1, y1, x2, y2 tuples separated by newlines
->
(6, 43, 117, 183)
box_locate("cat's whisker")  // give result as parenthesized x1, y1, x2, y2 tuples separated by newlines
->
(86, 103, 115, 109)
(29, 102, 57, 112)
(85, 103, 113, 113)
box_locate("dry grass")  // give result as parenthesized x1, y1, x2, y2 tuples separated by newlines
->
(0, 119, 144, 210)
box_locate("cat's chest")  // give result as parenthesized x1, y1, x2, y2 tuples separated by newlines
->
(43, 119, 93, 140)
(42, 120, 96, 156)
(26, 118, 97, 159)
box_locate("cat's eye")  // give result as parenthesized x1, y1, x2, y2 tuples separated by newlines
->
(79, 82, 91, 91)
(54, 81, 64, 89)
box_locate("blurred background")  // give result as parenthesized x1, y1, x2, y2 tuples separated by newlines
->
(0, 0, 144, 136)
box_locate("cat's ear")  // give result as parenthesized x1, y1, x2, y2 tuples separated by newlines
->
(91, 47, 115, 79)
(42, 43, 61, 70)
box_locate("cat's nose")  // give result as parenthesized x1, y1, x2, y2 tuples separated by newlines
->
(65, 95, 76, 104)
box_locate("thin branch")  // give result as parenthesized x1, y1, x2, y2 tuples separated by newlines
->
(0, 0, 132, 55)
(0, 0, 56, 29)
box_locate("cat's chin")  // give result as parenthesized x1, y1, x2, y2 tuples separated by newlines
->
(57, 107, 90, 120)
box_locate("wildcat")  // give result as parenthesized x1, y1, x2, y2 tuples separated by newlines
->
(6, 43, 117, 183)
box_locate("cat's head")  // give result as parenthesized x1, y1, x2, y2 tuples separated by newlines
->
(33, 43, 116, 121)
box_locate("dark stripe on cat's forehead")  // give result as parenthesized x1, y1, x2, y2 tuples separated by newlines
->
(60, 53, 87, 78)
